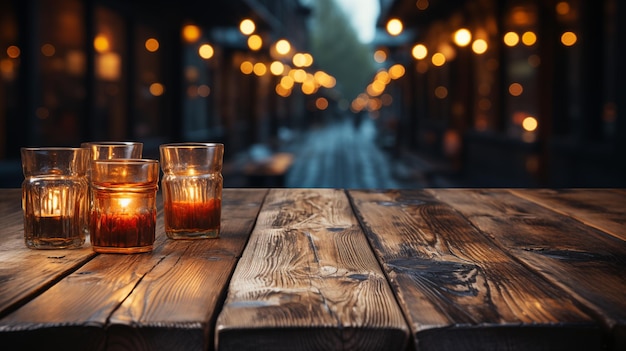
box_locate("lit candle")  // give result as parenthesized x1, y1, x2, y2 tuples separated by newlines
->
(21, 147, 89, 249)
(43, 188, 62, 216)
(164, 196, 221, 235)
(28, 188, 82, 243)
(89, 159, 159, 254)
(35, 189, 68, 231)
(90, 195, 156, 253)
(160, 143, 223, 239)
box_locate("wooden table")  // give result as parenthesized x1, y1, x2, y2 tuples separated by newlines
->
(0, 188, 624, 351)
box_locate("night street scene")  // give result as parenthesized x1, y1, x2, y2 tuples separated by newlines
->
(1, 0, 625, 188)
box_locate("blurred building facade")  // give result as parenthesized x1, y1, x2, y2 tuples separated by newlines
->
(2, 0, 625, 188)
(375, 0, 626, 186)
(0, 0, 322, 186)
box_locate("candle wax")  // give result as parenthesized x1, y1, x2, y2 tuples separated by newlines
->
(164, 198, 221, 232)
(24, 213, 84, 248)
(90, 210, 156, 252)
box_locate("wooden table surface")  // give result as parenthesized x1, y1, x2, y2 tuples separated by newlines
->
(0, 188, 624, 351)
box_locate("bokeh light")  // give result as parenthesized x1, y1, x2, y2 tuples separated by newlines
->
(239, 19, 255, 35)
(182, 25, 201, 43)
(7, 46, 20, 58)
(561, 32, 577, 46)
(145, 38, 159, 52)
(248, 35, 262, 51)
(94, 35, 110, 53)
(431, 53, 446, 66)
(386, 19, 403, 36)
(453, 28, 472, 47)
(275, 39, 291, 55)
(149, 83, 164, 96)
(198, 44, 214, 59)
(240, 61, 253, 74)
(521, 31, 537, 46)
(522, 116, 538, 132)
(472, 39, 488, 54)
(509, 83, 523, 96)
(374, 49, 387, 63)
(412, 44, 428, 59)
(503, 32, 519, 46)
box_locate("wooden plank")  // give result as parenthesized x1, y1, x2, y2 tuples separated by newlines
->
(509, 188, 626, 242)
(348, 189, 601, 351)
(106, 188, 267, 351)
(0, 189, 267, 351)
(0, 189, 97, 318)
(430, 189, 626, 351)
(215, 189, 409, 351)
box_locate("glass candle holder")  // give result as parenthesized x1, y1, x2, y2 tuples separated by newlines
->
(81, 141, 143, 160)
(81, 141, 143, 228)
(89, 159, 159, 254)
(159, 143, 224, 239)
(21, 147, 90, 249)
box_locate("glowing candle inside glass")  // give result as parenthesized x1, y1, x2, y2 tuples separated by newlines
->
(90, 195, 155, 253)
(89, 159, 159, 254)
(43, 189, 62, 216)
(160, 143, 223, 240)
(164, 184, 221, 236)
(21, 147, 89, 249)
(27, 187, 83, 245)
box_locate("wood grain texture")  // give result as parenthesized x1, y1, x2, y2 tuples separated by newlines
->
(2, 188, 623, 351)
(430, 189, 626, 351)
(0, 188, 97, 318)
(509, 188, 626, 242)
(348, 189, 601, 351)
(0, 189, 267, 351)
(215, 189, 409, 351)
(107, 189, 267, 351)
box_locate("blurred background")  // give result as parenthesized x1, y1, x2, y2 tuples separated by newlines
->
(1, 0, 624, 188)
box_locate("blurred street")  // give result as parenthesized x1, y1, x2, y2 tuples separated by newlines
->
(286, 117, 408, 188)
(226, 114, 440, 189)
(2, 0, 625, 188)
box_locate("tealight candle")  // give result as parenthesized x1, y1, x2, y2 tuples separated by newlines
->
(160, 143, 223, 239)
(89, 159, 159, 254)
(81, 141, 144, 226)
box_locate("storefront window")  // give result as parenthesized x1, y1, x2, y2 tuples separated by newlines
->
(93, 5, 126, 141)
(36, 0, 86, 146)
(503, 3, 540, 142)
(182, 24, 215, 141)
(134, 25, 165, 141)
(0, 1, 18, 158)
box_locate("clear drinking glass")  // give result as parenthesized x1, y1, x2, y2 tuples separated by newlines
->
(81, 141, 143, 160)
(89, 159, 159, 254)
(21, 147, 90, 249)
(159, 143, 224, 239)
(81, 141, 143, 223)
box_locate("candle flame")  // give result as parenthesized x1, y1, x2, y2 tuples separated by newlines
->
(119, 198, 131, 208)
(43, 188, 62, 216)
(49, 190, 60, 209)
(187, 187, 198, 201)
